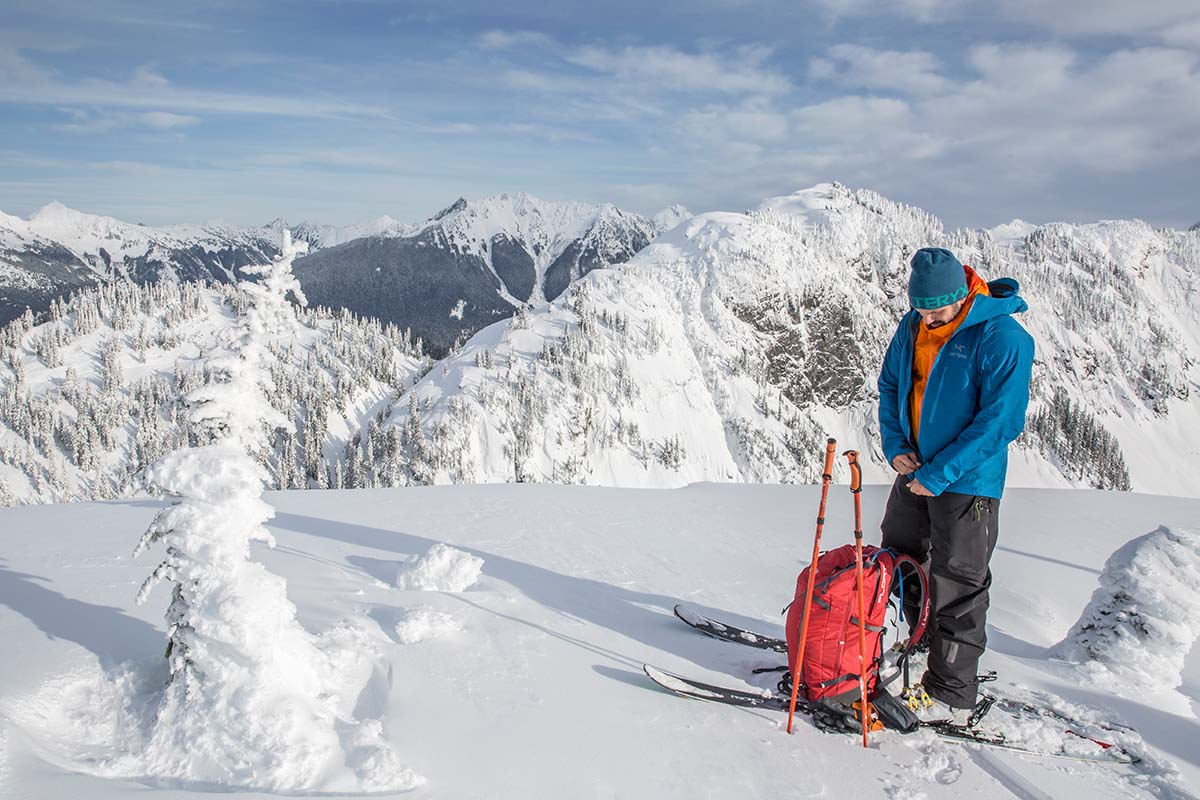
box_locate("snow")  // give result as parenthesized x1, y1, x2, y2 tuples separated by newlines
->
(395, 543, 484, 592)
(394, 606, 462, 644)
(106, 236, 419, 794)
(755, 181, 850, 226)
(652, 204, 694, 233)
(282, 215, 405, 248)
(1, 483, 1198, 799)
(987, 218, 1040, 244)
(21, 202, 278, 274)
(403, 192, 657, 304)
(1052, 525, 1200, 693)
(4, 182, 1200, 507)
(371, 182, 1200, 497)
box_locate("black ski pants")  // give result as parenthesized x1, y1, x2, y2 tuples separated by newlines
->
(880, 475, 999, 709)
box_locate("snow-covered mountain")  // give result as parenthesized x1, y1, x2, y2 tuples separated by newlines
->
(292, 193, 663, 354)
(0, 279, 431, 506)
(2, 484, 1198, 797)
(0, 204, 287, 326)
(0, 209, 97, 330)
(3, 183, 1197, 505)
(372, 183, 1200, 496)
(276, 215, 406, 249)
(0, 195, 672, 355)
(652, 203, 693, 234)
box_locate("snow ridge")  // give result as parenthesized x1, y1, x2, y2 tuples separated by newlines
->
(1052, 525, 1200, 693)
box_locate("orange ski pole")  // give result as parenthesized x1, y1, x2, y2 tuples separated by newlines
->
(844, 449, 871, 748)
(786, 438, 838, 734)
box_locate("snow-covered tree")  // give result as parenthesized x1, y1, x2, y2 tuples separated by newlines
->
(130, 230, 403, 790)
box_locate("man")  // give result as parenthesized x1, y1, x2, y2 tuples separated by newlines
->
(877, 246, 1034, 724)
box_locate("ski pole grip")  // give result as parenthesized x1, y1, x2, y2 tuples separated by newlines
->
(821, 438, 837, 480)
(843, 450, 862, 493)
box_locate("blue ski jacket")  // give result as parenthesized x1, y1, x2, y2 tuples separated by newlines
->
(877, 278, 1035, 499)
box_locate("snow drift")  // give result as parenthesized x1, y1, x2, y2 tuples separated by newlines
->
(1052, 525, 1200, 692)
(396, 543, 485, 592)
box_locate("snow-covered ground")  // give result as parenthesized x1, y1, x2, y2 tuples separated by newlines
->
(1, 483, 1198, 798)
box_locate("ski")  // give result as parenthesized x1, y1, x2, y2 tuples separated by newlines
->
(672, 604, 788, 653)
(928, 721, 1138, 764)
(673, 604, 997, 684)
(643, 664, 1138, 765)
(644, 664, 789, 710)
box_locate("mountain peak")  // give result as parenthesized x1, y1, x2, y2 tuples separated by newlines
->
(755, 183, 849, 225)
(433, 198, 469, 221)
(28, 202, 134, 240)
(652, 204, 693, 233)
(31, 201, 88, 224)
(988, 218, 1039, 244)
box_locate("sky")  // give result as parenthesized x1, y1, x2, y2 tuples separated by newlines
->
(1, 0, 1198, 230)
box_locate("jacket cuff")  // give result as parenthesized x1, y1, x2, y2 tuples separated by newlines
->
(913, 465, 948, 496)
(882, 439, 912, 466)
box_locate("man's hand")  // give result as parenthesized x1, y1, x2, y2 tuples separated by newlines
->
(891, 452, 922, 474)
(907, 478, 934, 497)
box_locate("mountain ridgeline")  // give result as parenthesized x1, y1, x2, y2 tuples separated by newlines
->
(292, 194, 663, 354)
(1, 183, 1197, 506)
(0, 194, 677, 356)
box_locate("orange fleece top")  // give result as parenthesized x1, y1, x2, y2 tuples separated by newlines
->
(909, 265, 990, 441)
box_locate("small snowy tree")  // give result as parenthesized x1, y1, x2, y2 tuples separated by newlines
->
(132, 231, 411, 790)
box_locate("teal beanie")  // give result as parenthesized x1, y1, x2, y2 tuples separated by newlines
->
(909, 247, 967, 309)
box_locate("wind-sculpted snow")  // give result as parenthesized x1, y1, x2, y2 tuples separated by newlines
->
(396, 543, 485, 592)
(1052, 526, 1200, 693)
(395, 606, 463, 643)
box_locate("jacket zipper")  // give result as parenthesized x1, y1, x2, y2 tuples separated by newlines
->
(913, 311, 975, 449)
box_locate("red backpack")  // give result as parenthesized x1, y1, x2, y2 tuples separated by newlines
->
(785, 544, 929, 703)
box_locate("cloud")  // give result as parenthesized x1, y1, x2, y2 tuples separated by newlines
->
(809, 0, 967, 23)
(995, 0, 1200, 40)
(681, 97, 791, 144)
(661, 40, 1200, 226)
(1162, 20, 1200, 48)
(140, 111, 200, 129)
(132, 64, 169, 89)
(0, 47, 387, 119)
(500, 69, 595, 94)
(52, 108, 201, 133)
(478, 30, 554, 50)
(809, 45, 949, 95)
(568, 44, 792, 95)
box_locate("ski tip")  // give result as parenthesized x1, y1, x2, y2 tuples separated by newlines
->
(673, 603, 701, 625)
(642, 663, 690, 693)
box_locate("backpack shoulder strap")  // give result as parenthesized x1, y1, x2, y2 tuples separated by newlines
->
(875, 553, 931, 692)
